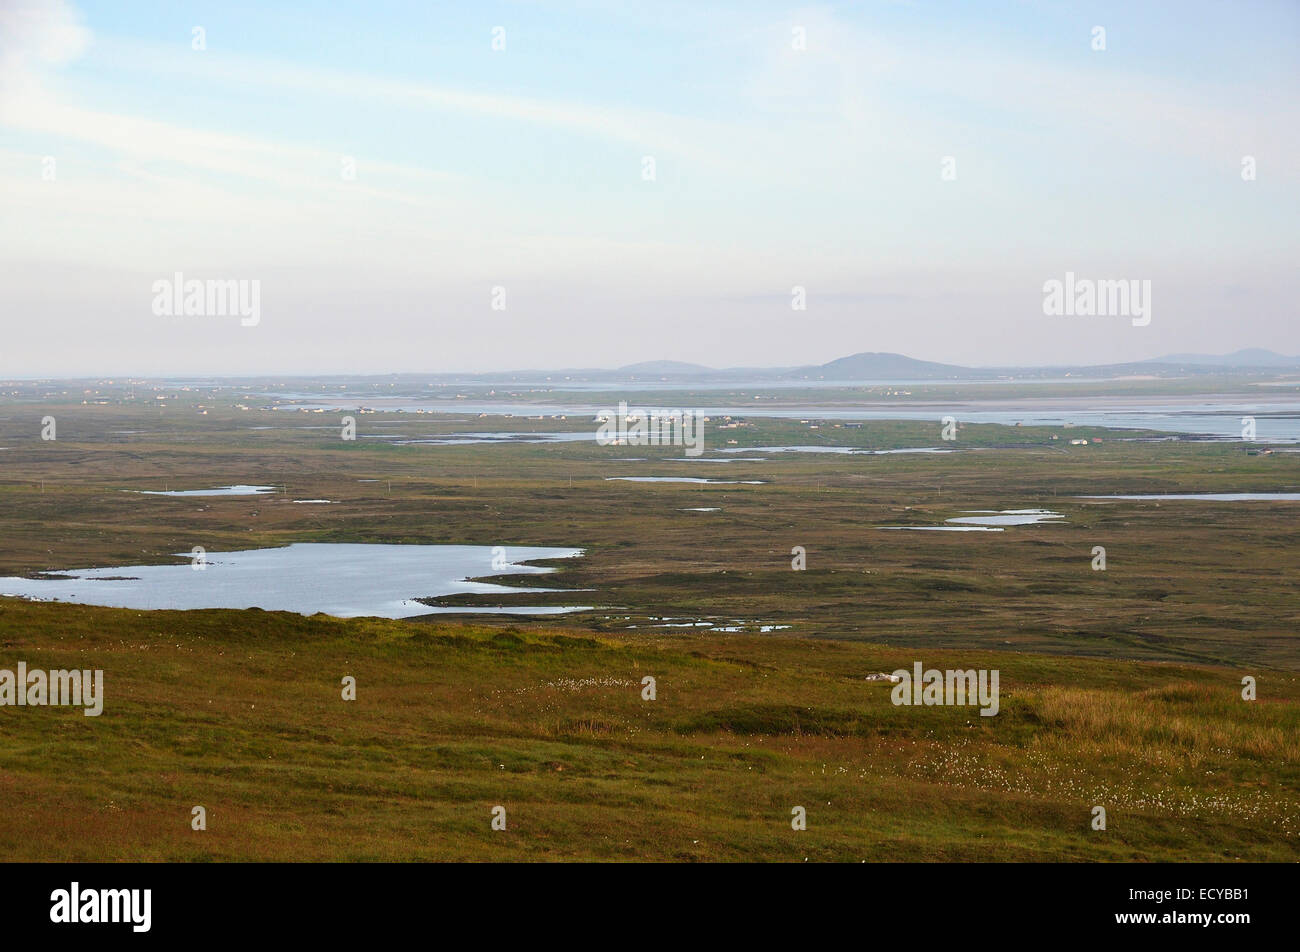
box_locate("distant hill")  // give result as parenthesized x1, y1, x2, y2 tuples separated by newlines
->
(616, 360, 715, 375)
(327, 349, 1300, 384)
(1144, 349, 1300, 367)
(793, 352, 982, 380)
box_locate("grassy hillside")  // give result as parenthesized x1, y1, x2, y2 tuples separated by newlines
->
(1, 600, 1294, 861)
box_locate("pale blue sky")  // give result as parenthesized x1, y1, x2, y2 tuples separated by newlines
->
(2, 0, 1297, 375)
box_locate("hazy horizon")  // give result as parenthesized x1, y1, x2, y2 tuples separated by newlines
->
(7, 344, 1300, 383)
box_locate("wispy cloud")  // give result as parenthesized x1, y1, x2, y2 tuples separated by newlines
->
(1, 0, 1297, 374)
(0, 0, 88, 86)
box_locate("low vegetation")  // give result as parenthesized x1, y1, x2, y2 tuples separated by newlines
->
(1, 600, 1295, 861)
(0, 396, 1296, 860)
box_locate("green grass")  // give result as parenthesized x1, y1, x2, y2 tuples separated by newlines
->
(0, 600, 1295, 861)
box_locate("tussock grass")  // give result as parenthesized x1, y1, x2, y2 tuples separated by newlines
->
(0, 601, 1294, 862)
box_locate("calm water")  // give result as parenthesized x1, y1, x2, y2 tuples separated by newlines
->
(719, 446, 952, 455)
(948, 509, 1067, 526)
(0, 543, 587, 619)
(270, 397, 1300, 441)
(1078, 493, 1300, 501)
(878, 508, 1066, 531)
(136, 485, 275, 497)
(878, 526, 1004, 532)
(606, 477, 766, 484)
(391, 432, 596, 445)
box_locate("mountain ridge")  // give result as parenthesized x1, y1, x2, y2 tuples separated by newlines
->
(598, 349, 1300, 382)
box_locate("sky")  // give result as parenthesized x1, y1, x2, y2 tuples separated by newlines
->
(1, 0, 1297, 376)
